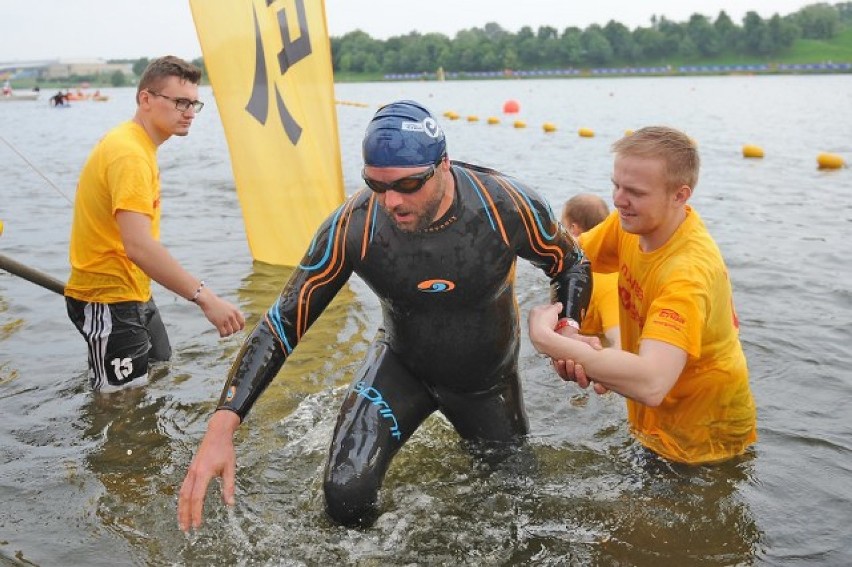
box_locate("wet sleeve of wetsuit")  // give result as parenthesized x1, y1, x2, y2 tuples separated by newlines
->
(509, 187, 593, 323)
(216, 209, 355, 421)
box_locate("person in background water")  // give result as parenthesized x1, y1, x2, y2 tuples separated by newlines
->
(64, 55, 245, 392)
(178, 100, 596, 529)
(562, 193, 620, 349)
(530, 126, 756, 465)
(50, 90, 67, 106)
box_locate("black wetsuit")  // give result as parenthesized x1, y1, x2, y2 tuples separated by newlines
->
(218, 161, 592, 526)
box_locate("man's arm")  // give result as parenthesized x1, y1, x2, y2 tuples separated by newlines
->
(178, 409, 240, 532)
(176, 200, 357, 531)
(116, 210, 244, 337)
(530, 303, 685, 405)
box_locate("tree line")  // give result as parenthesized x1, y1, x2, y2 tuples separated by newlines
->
(330, 3, 852, 74)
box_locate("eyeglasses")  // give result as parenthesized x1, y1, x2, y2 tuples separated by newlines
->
(362, 156, 445, 194)
(147, 90, 204, 113)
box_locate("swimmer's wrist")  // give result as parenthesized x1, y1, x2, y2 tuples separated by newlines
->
(555, 318, 580, 332)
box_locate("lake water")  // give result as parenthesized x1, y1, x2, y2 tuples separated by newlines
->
(1, 75, 851, 565)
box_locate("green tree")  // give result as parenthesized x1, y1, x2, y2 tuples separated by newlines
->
(687, 14, 722, 56)
(657, 16, 684, 55)
(793, 3, 840, 39)
(769, 14, 800, 52)
(110, 70, 126, 87)
(191, 57, 207, 81)
(558, 27, 584, 66)
(714, 11, 742, 51)
(132, 57, 150, 76)
(679, 36, 699, 59)
(742, 11, 772, 55)
(581, 25, 614, 65)
(632, 26, 666, 60)
(604, 20, 639, 61)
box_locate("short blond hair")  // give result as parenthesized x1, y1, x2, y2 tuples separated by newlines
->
(612, 126, 699, 191)
(562, 193, 609, 232)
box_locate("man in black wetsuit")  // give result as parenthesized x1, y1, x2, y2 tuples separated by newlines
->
(178, 100, 594, 529)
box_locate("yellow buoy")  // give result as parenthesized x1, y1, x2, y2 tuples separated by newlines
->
(542, 122, 557, 133)
(742, 144, 765, 158)
(467, 115, 479, 122)
(513, 120, 527, 129)
(624, 129, 634, 137)
(0, 219, 4, 236)
(578, 127, 594, 138)
(817, 153, 845, 170)
(487, 117, 500, 125)
(446, 112, 460, 121)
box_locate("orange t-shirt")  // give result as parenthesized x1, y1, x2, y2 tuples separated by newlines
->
(65, 121, 160, 303)
(580, 207, 757, 464)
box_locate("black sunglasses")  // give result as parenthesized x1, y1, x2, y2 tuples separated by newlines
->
(147, 90, 204, 113)
(362, 156, 445, 194)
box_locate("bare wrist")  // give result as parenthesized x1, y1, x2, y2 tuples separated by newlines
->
(209, 408, 241, 434)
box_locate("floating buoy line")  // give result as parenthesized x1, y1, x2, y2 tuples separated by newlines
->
(336, 100, 847, 171)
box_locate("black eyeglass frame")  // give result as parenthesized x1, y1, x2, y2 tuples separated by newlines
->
(362, 155, 447, 194)
(147, 90, 204, 113)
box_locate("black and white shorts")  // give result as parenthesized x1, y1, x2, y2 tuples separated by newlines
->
(66, 297, 172, 391)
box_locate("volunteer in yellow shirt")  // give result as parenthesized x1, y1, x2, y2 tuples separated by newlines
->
(65, 56, 245, 391)
(529, 126, 757, 464)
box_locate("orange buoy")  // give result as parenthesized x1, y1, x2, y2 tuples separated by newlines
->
(513, 120, 527, 129)
(487, 117, 500, 125)
(742, 144, 765, 158)
(446, 111, 460, 120)
(578, 127, 594, 138)
(542, 122, 557, 133)
(817, 153, 845, 169)
(503, 99, 520, 114)
(467, 115, 479, 122)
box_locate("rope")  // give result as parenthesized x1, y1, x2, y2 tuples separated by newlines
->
(0, 133, 74, 205)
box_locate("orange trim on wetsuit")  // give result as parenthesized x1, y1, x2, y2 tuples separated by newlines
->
(218, 160, 591, 418)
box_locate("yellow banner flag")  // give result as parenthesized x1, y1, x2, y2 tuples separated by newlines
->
(189, 0, 344, 266)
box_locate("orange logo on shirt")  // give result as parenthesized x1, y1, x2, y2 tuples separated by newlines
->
(153, 196, 160, 209)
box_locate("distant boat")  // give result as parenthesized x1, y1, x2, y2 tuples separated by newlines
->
(0, 92, 39, 102)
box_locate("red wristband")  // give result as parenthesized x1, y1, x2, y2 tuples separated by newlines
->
(554, 318, 580, 332)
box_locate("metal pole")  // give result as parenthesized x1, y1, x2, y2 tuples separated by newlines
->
(0, 252, 65, 295)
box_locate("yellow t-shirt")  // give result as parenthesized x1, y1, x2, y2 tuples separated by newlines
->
(580, 207, 757, 464)
(580, 271, 619, 341)
(65, 121, 160, 303)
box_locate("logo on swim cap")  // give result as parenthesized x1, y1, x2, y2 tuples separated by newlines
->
(400, 118, 442, 138)
(363, 100, 447, 167)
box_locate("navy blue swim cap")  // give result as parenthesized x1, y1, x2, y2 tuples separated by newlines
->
(362, 100, 447, 167)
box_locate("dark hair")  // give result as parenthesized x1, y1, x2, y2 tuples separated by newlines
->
(136, 56, 201, 103)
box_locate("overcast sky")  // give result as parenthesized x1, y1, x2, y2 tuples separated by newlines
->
(0, 0, 820, 61)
